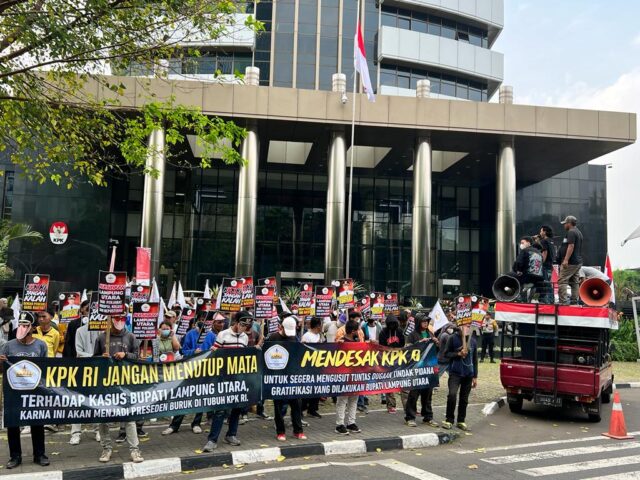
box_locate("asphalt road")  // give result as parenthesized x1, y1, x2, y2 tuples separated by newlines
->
(166, 388, 640, 480)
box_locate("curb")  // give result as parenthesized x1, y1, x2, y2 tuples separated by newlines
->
(482, 396, 507, 416)
(4, 432, 458, 480)
(614, 383, 640, 389)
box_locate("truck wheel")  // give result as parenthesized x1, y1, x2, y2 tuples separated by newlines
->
(601, 391, 611, 404)
(508, 396, 523, 414)
(588, 397, 602, 422)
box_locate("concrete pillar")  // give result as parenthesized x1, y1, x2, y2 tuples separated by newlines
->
(325, 129, 346, 282)
(496, 139, 516, 276)
(235, 122, 259, 278)
(416, 79, 431, 98)
(411, 134, 432, 296)
(499, 85, 514, 104)
(140, 128, 166, 281)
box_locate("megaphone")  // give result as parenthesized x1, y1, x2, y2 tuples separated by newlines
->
(492, 275, 521, 302)
(579, 278, 611, 307)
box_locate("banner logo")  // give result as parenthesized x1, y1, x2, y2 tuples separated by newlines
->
(7, 360, 41, 390)
(264, 344, 289, 370)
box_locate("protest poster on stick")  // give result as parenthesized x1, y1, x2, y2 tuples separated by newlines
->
(241, 277, 254, 309)
(298, 282, 315, 317)
(88, 292, 109, 331)
(356, 295, 371, 318)
(455, 294, 473, 327)
(219, 278, 242, 313)
(22, 274, 49, 312)
(132, 302, 160, 341)
(98, 271, 127, 315)
(176, 307, 195, 336)
(335, 278, 355, 309)
(259, 277, 278, 302)
(471, 296, 490, 328)
(255, 286, 276, 320)
(315, 286, 335, 317)
(131, 284, 151, 304)
(383, 293, 399, 316)
(58, 292, 81, 323)
(370, 292, 385, 320)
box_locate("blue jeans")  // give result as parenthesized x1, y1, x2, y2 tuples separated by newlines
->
(207, 408, 241, 443)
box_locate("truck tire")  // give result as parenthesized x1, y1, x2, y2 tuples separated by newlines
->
(508, 396, 523, 414)
(601, 390, 611, 404)
(588, 397, 602, 422)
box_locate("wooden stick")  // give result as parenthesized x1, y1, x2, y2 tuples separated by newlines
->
(104, 316, 112, 355)
(142, 339, 149, 359)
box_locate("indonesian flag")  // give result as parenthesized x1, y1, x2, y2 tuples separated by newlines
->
(354, 21, 375, 102)
(605, 254, 616, 305)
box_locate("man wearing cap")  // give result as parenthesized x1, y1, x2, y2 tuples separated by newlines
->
(94, 316, 144, 463)
(265, 316, 307, 441)
(202, 311, 252, 452)
(558, 215, 584, 305)
(0, 311, 49, 468)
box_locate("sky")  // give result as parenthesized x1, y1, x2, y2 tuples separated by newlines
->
(493, 1, 640, 269)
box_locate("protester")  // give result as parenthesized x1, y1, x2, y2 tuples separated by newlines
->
(334, 319, 363, 435)
(379, 314, 405, 413)
(152, 320, 181, 360)
(557, 215, 584, 305)
(404, 313, 438, 427)
(442, 325, 478, 431)
(0, 312, 49, 469)
(266, 316, 307, 441)
(437, 320, 456, 376)
(361, 314, 382, 343)
(323, 309, 340, 343)
(335, 311, 364, 342)
(479, 313, 498, 363)
(301, 316, 324, 419)
(0, 297, 14, 341)
(94, 316, 143, 463)
(202, 311, 252, 452)
(33, 308, 61, 358)
(579, 266, 611, 284)
(506, 236, 544, 291)
(535, 226, 555, 303)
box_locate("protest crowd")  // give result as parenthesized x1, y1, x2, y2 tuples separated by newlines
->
(0, 272, 487, 470)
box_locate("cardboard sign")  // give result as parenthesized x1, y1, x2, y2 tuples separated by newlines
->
(255, 286, 276, 320)
(135, 247, 151, 286)
(298, 282, 315, 317)
(98, 271, 127, 315)
(58, 292, 81, 323)
(335, 279, 355, 309)
(176, 307, 195, 336)
(268, 316, 280, 334)
(22, 274, 50, 312)
(259, 277, 278, 302)
(315, 286, 335, 318)
(356, 296, 371, 318)
(471, 296, 490, 328)
(383, 293, 399, 316)
(370, 292, 385, 321)
(131, 302, 159, 340)
(219, 278, 242, 313)
(131, 284, 151, 304)
(88, 292, 109, 331)
(455, 294, 473, 326)
(240, 277, 254, 309)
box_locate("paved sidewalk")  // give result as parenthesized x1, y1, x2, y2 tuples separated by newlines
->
(0, 395, 488, 477)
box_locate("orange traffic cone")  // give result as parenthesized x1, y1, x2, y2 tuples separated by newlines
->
(602, 391, 634, 440)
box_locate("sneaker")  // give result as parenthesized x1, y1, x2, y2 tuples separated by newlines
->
(115, 432, 127, 443)
(21, 426, 31, 434)
(137, 428, 148, 437)
(99, 449, 112, 463)
(441, 421, 453, 430)
(276, 434, 287, 441)
(346, 423, 361, 433)
(45, 425, 58, 433)
(294, 433, 307, 440)
(202, 441, 217, 452)
(257, 412, 273, 420)
(130, 450, 144, 463)
(307, 411, 322, 419)
(162, 427, 176, 436)
(224, 435, 241, 446)
(95, 430, 101, 442)
(239, 415, 248, 425)
(192, 425, 202, 434)
(456, 422, 470, 432)
(387, 408, 397, 414)
(301, 420, 309, 427)
(335, 425, 350, 435)
(423, 419, 439, 428)
(69, 433, 81, 445)
(405, 419, 417, 427)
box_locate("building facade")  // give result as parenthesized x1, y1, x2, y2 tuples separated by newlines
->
(2, 0, 635, 301)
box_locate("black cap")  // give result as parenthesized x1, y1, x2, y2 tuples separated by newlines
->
(18, 311, 36, 325)
(234, 310, 253, 324)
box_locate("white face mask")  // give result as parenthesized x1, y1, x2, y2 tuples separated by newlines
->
(16, 324, 31, 340)
(519, 243, 527, 250)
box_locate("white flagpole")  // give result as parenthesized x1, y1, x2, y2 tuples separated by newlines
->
(345, 0, 362, 280)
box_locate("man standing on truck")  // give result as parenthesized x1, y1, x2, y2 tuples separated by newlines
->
(557, 215, 584, 305)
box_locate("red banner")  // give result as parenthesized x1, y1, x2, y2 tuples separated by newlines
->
(136, 247, 151, 286)
(22, 274, 50, 312)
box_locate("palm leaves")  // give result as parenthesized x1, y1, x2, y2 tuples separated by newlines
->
(0, 221, 42, 280)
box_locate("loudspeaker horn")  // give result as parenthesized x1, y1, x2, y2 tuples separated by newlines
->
(579, 278, 611, 307)
(492, 275, 521, 302)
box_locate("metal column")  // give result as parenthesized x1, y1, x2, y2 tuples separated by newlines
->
(325, 129, 346, 282)
(411, 134, 432, 297)
(496, 138, 516, 276)
(235, 122, 259, 278)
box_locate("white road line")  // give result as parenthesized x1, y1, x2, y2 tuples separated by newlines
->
(519, 455, 640, 477)
(483, 441, 640, 464)
(582, 472, 640, 480)
(454, 431, 640, 454)
(123, 457, 182, 478)
(0, 473, 63, 480)
(377, 459, 451, 480)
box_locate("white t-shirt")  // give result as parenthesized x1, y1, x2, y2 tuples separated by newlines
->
(367, 324, 379, 342)
(579, 266, 609, 282)
(323, 320, 339, 343)
(302, 331, 322, 344)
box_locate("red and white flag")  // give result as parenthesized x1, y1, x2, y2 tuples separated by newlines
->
(605, 254, 616, 304)
(354, 21, 375, 102)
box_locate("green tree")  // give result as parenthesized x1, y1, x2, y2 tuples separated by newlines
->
(0, 0, 262, 187)
(613, 269, 640, 299)
(0, 220, 42, 280)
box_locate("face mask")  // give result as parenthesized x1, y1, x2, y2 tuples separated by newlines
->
(112, 320, 125, 331)
(161, 330, 171, 338)
(446, 328, 454, 334)
(519, 243, 527, 250)
(16, 324, 31, 340)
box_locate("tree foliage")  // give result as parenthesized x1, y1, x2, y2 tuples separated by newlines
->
(0, 220, 42, 280)
(0, 0, 261, 187)
(613, 269, 640, 299)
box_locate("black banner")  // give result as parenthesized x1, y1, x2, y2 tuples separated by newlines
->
(88, 292, 109, 331)
(98, 271, 127, 315)
(131, 302, 160, 340)
(23, 274, 50, 312)
(262, 341, 439, 399)
(2, 349, 261, 427)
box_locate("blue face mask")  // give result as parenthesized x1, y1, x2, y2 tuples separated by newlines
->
(160, 330, 171, 338)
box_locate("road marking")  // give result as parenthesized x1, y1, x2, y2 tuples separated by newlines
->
(582, 472, 640, 480)
(123, 457, 181, 478)
(483, 441, 640, 464)
(322, 439, 366, 455)
(519, 455, 640, 477)
(455, 431, 640, 454)
(193, 459, 450, 480)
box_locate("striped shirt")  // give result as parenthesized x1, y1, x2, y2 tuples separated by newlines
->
(213, 328, 248, 349)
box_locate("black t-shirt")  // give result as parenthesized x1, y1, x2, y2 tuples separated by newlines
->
(538, 238, 554, 267)
(559, 227, 583, 265)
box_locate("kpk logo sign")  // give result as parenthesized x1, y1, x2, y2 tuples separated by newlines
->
(49, 222, 68, 245)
